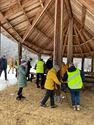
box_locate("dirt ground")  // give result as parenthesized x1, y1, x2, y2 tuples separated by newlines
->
(0, 81, 94, 125)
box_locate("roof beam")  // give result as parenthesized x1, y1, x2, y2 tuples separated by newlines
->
(22, 0, 53, 43)
(75, 24, 93, 57)
(81, 5, 86, 30)
(1, 11, 51, 54)
(64, 0, 73, 19)
(67, 19, 73, 63)
(17, 0, 31, 25)
(73, 25, 83, 57)
(1, 25, 39, 54)
(77, 0, 94, 15)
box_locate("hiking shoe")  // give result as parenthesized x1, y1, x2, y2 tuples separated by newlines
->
(76, 105, 80, 111)
(21, 95, 26, 99)
(16, 96, 21, 101)
(72, 106, 76, 111)
(40, 104, 47, 107)
(51, 105, 58, 108)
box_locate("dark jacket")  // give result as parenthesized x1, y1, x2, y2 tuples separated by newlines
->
(27, 60, 31, 71)
(1, 58, 7, 69)
(62, 66, 85, 82)
(0, 58, 2, 72)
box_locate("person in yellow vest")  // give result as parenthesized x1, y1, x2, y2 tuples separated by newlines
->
(62, 62, 84, 111)
(8, 57, 14, 74)
(40, 65, 61, 108)
(35, 58, 45, 89)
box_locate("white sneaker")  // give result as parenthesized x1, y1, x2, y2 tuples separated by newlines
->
(76, 105, 80, 111)
(73, 106, 76, 111)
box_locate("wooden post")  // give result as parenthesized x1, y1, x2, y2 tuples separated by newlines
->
(53, 0, 64, 66)
(91, 58, 94, 72)
(67, 19, 73, 64)
(82, 57, 84, 71)
(18, 42, 22, 65)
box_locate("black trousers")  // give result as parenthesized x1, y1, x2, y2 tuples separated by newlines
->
(36, 73, 44, 88)
(26, 69, 30, 80)
(0, 69, 7, 80)
(17, 87, 23, 97)
(41, 90, 55, 106)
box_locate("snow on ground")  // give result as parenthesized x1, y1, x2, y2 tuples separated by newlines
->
(0, 66, 36, 91)
(0, 67, 17, 91)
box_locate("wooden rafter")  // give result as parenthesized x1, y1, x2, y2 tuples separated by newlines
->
(75, 24, 93, 57)
(1, 11, 51, 54)
(67, 18, 73, 63)
(73, 25, 83, 57)
(62, 30, 68, 57)
(77, 0, 94, 15)
(17, 0, 31, 25)
(39, 0, 44, 8)
(81, 5, 86, 29)
(64, 0, 73, 18)
(1, 25, 38, 54)
(22, 0, 53, 43)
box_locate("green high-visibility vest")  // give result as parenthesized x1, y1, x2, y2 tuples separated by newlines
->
(36, 61, 44, 73)
(67, 68, 83, 89)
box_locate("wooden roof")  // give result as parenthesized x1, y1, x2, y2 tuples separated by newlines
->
(0, 0, 94, 57)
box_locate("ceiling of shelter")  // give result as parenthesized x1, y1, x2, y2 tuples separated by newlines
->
(0, 0, 94, 57)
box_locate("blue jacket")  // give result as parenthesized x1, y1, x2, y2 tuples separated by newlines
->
(62, 66, 85, 82)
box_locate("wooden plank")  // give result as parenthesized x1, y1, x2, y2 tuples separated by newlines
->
(73, 25, 83, 57)
(53, 0, 64, 66)
(22, 0, 53, 43)
(67, 19, 73, 63)
(75, 24, 93, 57)
(18, 42, 22, 65)
(91, 58, 94, 72)
(82, 57, 84, 71)
(81, 5, 86, 29)
(64, 0, 73, 18)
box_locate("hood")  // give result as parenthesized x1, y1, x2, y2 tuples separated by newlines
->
(68, 66, 76, 72)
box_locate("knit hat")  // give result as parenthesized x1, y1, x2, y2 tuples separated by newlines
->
(21, 60, 27, 66)
(53, 65, 60, 72)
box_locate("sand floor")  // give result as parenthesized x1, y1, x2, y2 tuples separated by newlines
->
(0, 81, 94, 125)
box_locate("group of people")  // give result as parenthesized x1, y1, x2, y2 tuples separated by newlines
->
(16, 56, 85, 111)
(0, 55, 85, 111)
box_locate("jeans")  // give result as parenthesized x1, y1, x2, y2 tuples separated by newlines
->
(41, 90, 55, 106)
(70, 89, 80, 106)
(36, 73, 44, 88)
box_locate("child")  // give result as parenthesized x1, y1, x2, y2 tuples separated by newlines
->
(40, 65, 61, 108)
(16, 60, 27, 100)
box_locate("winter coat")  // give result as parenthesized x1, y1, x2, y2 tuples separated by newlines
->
(62, 66, 85, 83)
(44, 68, 61, 90)
(60, 64, 68, 77)
(1, 58, 7, 69)
(9, 58, 13, 67)
(18, 65, 27, 88)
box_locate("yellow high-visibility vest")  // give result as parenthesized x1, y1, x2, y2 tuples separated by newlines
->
(67, 68, 83, 89)
(36, 61, 44, 73)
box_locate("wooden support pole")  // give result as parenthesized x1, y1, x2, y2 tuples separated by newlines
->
(53, 0, 64, 66)
(91, 58, 94, 72)
(18, 42, 22, 65)
(67, 19, 73, 64)
(82, 57, 84, 71)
